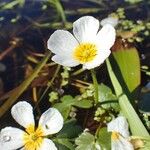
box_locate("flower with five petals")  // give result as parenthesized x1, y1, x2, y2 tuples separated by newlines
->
(47, 16, 116, 70)
(107, 116, 134, 150)
(0, 101, 63, 150)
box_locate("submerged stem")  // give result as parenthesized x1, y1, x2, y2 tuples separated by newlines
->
(91, 69, 99, 104)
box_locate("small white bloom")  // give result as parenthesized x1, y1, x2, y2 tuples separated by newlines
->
(47, 16, 116, 70)
(0, 101, 63, 150)
(107, 116, 134, 150)
(100, 17, 118, 27)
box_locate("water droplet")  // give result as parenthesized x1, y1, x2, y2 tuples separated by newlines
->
(3, 135, 11, 142)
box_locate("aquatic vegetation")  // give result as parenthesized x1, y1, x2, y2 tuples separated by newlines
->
(0, 0, 150, 150)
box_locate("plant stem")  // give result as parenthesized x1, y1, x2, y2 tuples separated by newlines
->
(106, 58, 149, 136)
(72, 68, 84, 76)
(35, 64, 61, 109)
(0, 52, 51, 118)
(91, 69, 99, 104)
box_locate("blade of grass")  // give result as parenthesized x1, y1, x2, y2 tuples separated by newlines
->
(0, 52, 51, 118)
(106, 58, 149, 136)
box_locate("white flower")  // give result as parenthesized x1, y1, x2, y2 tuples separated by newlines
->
(47, 16, 116, 70)
(107, 116, 134, 150)
(0, 101, 63, 150)
(100, 17, 118, 27)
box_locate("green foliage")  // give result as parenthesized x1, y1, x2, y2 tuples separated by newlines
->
(55, 139, 74, 150)
(98, 83, 119, 109)
(49, 91, 59, 103)
(112, 7, 150, 42)
(106, 58, 149, 136)
(54, 120, 82, 150)
(75, 131, 99, 150)
(0, 0, 25, 10)
(57, 119, 82, 139)
(113, 47, 140, 92)
(97, 127, 111, 150)
(54, 95, 93, 120)
(61, 67, 71, 86)
(125, 0, 142, 4)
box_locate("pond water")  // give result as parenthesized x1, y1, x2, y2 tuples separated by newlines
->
(0, 0, 150, 131)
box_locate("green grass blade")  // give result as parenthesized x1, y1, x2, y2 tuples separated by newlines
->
(106, 58, 149, 136)
(0, 52, 51, 118)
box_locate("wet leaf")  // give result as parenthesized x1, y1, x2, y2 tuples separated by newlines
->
(113, 47, 140, 92)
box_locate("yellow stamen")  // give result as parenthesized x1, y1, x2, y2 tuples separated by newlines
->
(23, 124, 44, 150)
(73, 43, 97, 63)
(111, 132, 120, 140)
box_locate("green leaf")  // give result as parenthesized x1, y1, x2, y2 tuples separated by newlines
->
(54, 95, 93, 119)
(106, 58, 149, 136)
(74, 99, 93, 108)
(98, 84, 119, 110)
(57, 119, 82, 139)
(97, 127, 111, 150)
(75, 132, 97, 150)
(53, 95, 75, 120)
(99, 84, 116, 101)
(113, 48, 140, 92)
(55, 138, 74, 150)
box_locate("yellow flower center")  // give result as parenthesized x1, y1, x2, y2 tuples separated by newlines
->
(23, 124, 44, 150)
(73, 43, 97, 63)
(111, 132, 120, 140)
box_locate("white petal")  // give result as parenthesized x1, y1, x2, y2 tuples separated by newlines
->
(0, 127, 25, 150)
(111, 136, 134, 150)
(47, 30, 78, 55)
(52, 55, 79, 67)
(38, 138, 57, 150)
(39, 108, 63, 136)
(107, 116, 130, 138)
(11, 101, 35, 128)
(96, 24, 116, 50)
(73, 16, 99, 43)
(100, 17, 118, 27)
(83, 49, 110, 69)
